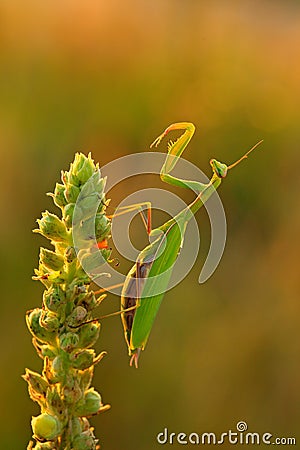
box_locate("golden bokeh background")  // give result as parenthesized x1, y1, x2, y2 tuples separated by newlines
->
(0, 1, 299, 449)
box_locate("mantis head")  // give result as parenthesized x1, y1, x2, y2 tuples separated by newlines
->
(210, 140, 263, 179)
(210, 159, 228, 178)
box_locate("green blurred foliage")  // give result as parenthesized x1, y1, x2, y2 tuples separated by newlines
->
(0, 0, 299, 449)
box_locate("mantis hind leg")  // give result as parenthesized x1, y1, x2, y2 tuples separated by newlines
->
(151, 122, 208, 195)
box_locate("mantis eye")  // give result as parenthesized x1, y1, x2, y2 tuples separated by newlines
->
(210, 159, 228, 178)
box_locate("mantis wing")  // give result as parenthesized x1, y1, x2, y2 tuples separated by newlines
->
(130, 217, 187, 352)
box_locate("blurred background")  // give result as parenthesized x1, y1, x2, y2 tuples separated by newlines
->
(0, 0, 299, 448)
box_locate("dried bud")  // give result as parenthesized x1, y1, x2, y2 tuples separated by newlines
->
(43, 286, 65, 313)
(76, 291, 97, 309)
(35, 211, 69, 243)
(80, 417, 90, 432)
(31, 413, 61, 441)
(67, 306, 88, 327)
(61, 170, 69, 185)
(77, 322, 100, 350)
(72, 431, 97, 450)
(40, 248, 64, 271)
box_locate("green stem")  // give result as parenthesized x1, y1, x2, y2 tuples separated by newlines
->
(24, 153, 112, 450)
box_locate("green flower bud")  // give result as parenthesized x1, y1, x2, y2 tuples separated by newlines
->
(97, 196, 109, 216)
(75, 388, 102, 417)
(78, 367, 94, 391)
(71, 349, 95, 370)
(43, 286, 65, 313)
(63, 379, 82, 405)
(74, 153, 96, 185)
(99, 247, 111, 262)
(71, 203, 84, 228)
(67, 306, 87, 327)
(59, 332, 79, 352)
(46, 271, 66, 284)
(76, 285, 88, 294)
(63, 203, 75, 228)
(95, 213, 111, 241)
(73, 153, 86, 172)
(32, 266, 51, 289)
(65, 246, 77, 264)
(35, 211, 69, 243)
(64, 184, 80, 203)
(40, 248, 64, 271)
(79, 251, 107, 274)
(53, 183, 67, 208)
(45, 384, 66, 418)
(31, 413, 61, 441)
(72, 431, 97, 450)
(77, 160, 95, 184)
(77, 291, 101, 310)
(74, 290, 90, 308)
(68, 153, 97, 186)
(40, 347, 56, 359)
(26, 309, 57, 344)
(40, 311, 59, 332)
(75, 173, 102, 202)
(23, 369, 48, 399)
(77, 193, 104, 222)
(71, 417, 83, 438)
(51, 355, 68, 380)
(77, 322, 100, 350)
(68, 170, 80, 186)
(73, 265, 91, 285)
(33, 338, 56, 360)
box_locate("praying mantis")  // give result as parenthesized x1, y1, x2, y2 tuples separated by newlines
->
(120, 122, 262, 368)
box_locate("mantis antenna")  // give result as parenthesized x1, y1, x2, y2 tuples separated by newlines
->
(227, 140, 263, 170)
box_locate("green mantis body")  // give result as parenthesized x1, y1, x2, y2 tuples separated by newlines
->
(121, 122, 261, 368)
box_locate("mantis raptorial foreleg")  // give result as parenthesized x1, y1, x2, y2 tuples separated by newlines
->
(151, 122, 209, 194)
